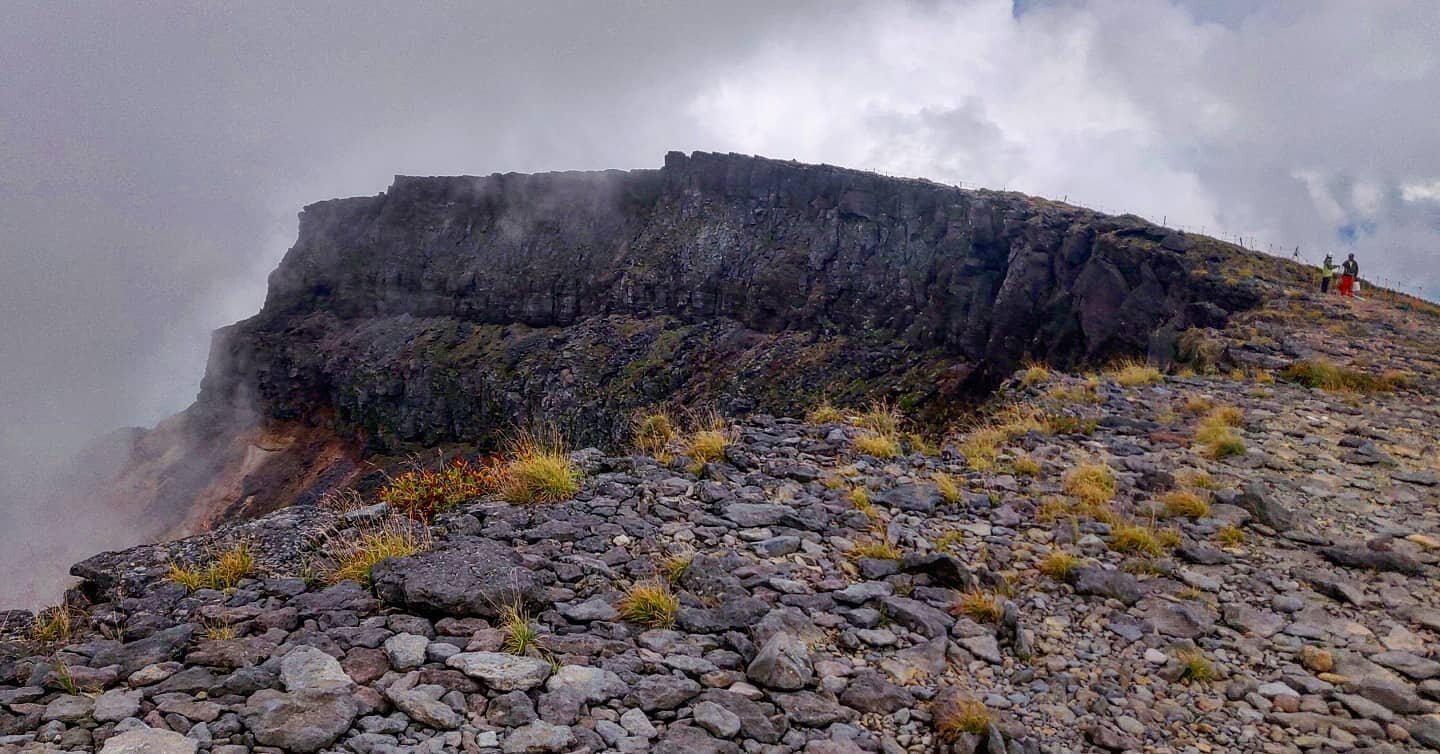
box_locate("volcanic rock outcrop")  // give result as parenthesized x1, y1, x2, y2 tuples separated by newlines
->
(126, 152, 1258, 531)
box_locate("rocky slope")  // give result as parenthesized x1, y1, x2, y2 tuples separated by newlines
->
(3, 276, 1439, 752)
(120, 151, 1260, 534)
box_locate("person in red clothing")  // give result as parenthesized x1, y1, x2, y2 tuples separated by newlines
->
(1338, 253, 1359, 297)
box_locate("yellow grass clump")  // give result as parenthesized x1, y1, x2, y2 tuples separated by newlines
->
(934, 695, 992, 740)
(503, 429, 582, 503)
(633, 410, 677, 456)
(327, 521, 429, 585)
(1063, 463, 1116, 505)
(1161, 489, 1211, 518)
(854, 433, 900, 459)
(618, 581, 679, 628)
(1108, 359, 1164, 387)
(807, 401, 843, 424)
(952, 588, 1004, 623)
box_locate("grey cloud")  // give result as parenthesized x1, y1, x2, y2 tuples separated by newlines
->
(1, 0, 1437, 605)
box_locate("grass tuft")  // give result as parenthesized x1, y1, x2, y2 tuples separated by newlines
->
(1108, 359, 1164, 387)
(30, 607, 76, 644)
(1011, 455, 1042, 477)
(1063, 463, 1116, 505)
(327, 520, 428, 585)
(167, 542, 256, 592)
(633, 411, 677, 456)
(1215, 524, 1246, 547)
(1038, 550, 1079, 582)
(1176, 648, 1217, 683)
(618, 581, 679, 628)
(853, 433, 900, 459)
(1110, 523, 1180, 557)
(659, 552, 693, 585)
(1280, 359, 1399, 393)
(935, 696, 992, 740)
(1161, 489, 1211, 518)
(502, 428, 582, 503)
(806, 400, 844, 424)
(849, 486, 876, 519)
(851, 537, 902, 561)
(934, 529, 965, 553)
(1019, 363, 1051, 388)
(934, 473, 963, 504)
(855, 400, 903, 437)
(501, 603, 542, 655)
(685, 430, 730, 468)
(952, 588, 1004, 623)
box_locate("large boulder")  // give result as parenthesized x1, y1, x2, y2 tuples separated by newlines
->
(242, 688, 358, 753)
(372, 537, 544, 619)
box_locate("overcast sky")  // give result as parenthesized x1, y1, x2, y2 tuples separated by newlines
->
(1, 0, 1438, 590)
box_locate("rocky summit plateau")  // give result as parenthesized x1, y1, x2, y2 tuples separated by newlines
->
(3, 152, 1440, 754)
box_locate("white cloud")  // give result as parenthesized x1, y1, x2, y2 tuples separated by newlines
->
(1401, 180, 1440, 203)
(685, 0, 1440, 297)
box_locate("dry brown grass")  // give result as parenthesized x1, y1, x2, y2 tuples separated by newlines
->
(633, 410, 677, 456)
(1107, 359, 1164, 387)
(1038, 550, 1079, 581)
(934, 472, 963, 504)
(952, 588, 1004, 623)
(1063, 463, 1116, 505)
(1161, 489, 1211, 518)
(934, 695, 992, 740)
(854, 433, 900, 459)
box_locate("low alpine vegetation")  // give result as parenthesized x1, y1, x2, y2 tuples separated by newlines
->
(853, 432, 900, 459)
(325, 519, 429, 585)
(1063, 463, 1116, 505)
(1195, 405, 1246, 459)
(167, 542, 257, 592)
(1280, 359, 1401, 393)
(30, 606, 77, 644)
(1109, 523, 1181, 557)
(632, 410, 677, 456)
(1107, 359, 1164, 387)
(933, 472, 963, 504)
(1038, 550, 1079, 582)
(952, 588, 1004, 623)
(382, 456, 505, 521)
(806, 400, 844, 424)
(934, 695, 992, 740)
(1161, 489, 1211, 518)
(501, 604, 541, 655)
(1019, 363, 1051, 388)
(502, 428, 582, 504)
(618, 580, 679, 628)
(850, 537, 902, 561)
(1175, 648, 1217, 683)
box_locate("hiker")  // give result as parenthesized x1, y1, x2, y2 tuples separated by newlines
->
(1320, 254, 1335, 293)
(1339, 253, 1359, 297)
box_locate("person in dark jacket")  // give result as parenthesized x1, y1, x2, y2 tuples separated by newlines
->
(1339, 254, 1359, 297)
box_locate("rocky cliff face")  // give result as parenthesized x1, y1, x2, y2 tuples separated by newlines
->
(134, 152, 1259, 530)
